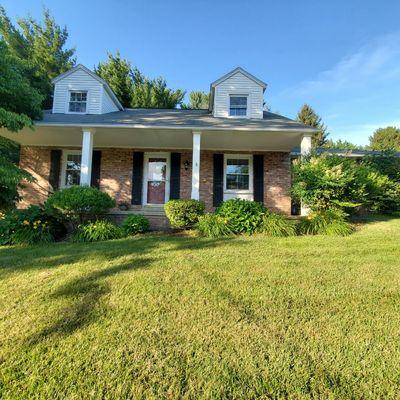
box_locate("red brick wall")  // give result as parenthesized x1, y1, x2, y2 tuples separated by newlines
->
(18, 146, 291, 215)
(18, 146, 52, 207)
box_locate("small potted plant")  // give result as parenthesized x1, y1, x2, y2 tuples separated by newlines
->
(118, 202, 130, 211)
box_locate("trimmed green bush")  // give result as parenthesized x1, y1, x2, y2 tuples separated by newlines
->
(71, 220, 124, 243)
(297, 209, 354, 236)
(196, 213, 233, 238)
(122, 214, 150, 235)
(258, 212, 296, 237)
(164, 199, 205, 229)
(45, 186, 115, 226)
(0, 205, 65, 245)
(216, 199, 264, 234)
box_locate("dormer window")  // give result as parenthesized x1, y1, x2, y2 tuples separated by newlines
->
(229, 95, 248, 117)
(68, 91, 87, 113)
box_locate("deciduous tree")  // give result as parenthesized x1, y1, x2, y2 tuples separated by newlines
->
(369, 126, 400, 151)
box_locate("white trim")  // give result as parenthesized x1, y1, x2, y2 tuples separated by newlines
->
(210, 67, 267, 89)
(80, 130, 94, 186)
(223, 153, 253, 195)
(191, 131, 201, 200)
(66, 90, 88, 114)
(142, 152, 171, 206)
(228, 94, 250, 119)
(60, 149, 82, 188)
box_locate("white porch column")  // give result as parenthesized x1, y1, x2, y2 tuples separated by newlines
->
(300, 133, 313, 215)
(300, 133, 312, 157)
(191, 131, 201, 200)
(80, 129, 94, 186)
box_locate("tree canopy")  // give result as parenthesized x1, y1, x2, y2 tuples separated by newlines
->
(369, 126, 400, 151)
(182, 91, 210, 109)
(297, 104, 328, 147)
(0, 7, 76, 108)
(96, 52, 185, 109)
(323, 139, 365, 151)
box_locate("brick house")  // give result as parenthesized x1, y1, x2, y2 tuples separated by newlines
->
(2, 65, 316, 228)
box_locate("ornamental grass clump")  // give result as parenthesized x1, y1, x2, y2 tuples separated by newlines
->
(258, 211, 296, 237)
(297, 209, 354, 236)
(71, 220, 124, 243)
(196, 213, 233, 238)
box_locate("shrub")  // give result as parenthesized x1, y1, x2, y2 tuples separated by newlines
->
(258, 212, 296, 237)
(292, 154, 400, 214)
(122, 214, 150, 235)
(71, 220, 124, 243)
(297, 209, 354, 236)
(196, 213, 233, 238)
(216, 199, 264, 234)
(164, 199, 205, 229)
(46, 186, 115, 226)
(0, 205, 65, 245)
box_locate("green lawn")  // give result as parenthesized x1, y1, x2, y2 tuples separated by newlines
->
(1, 217, 400, 399)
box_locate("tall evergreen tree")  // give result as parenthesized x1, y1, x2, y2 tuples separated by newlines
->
(369, 126, 400, 151)
(95, 52, 134, 108)
(0, 7, 76, 108)
(297, 104, 329, 147)
(182, 91, 209, 109)
(0, 40, 41, 210)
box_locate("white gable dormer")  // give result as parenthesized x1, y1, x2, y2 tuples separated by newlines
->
(51, 64, 123, 115)
(209, 67, 267, 119)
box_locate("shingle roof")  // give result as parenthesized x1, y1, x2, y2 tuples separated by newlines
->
(37, 109, 317, 132)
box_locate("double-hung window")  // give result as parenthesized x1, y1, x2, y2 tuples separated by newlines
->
(225, 155, 252, 191)
(68, 91, 87, 113)
(229, 95, 248, 117)
(63, 151, 82, 186)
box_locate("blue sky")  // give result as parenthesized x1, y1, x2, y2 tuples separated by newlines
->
(3, 0, 400, 145)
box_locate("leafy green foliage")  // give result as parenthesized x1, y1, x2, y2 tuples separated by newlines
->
(0, 155, 33, 212)
(71, 220, 124, 243)
(45, 186, 115, 226)
(130, 67, 185, 108)
(297, 209, 354, 236)
(216, 199, 264, 234)
(95, 52, 134, 108)
(369, 126, 400, 151)
(258, 212, 296, 237)
(182, 91, 209, 109)
(323, 139, 366, 150)
(297, 104, 328, 147)
(196, 213, 233, 238)
(0, 7, 76, 108)
(164, 199, 205, 229)
(0, 205, 65, 245)
(122, 214, 150, 235)
(363, 152, 400, 182)
(0, 40, 43, 131)
(292, 154, 400, 214)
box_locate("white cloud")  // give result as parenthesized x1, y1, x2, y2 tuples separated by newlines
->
(284, 32, 400, 97)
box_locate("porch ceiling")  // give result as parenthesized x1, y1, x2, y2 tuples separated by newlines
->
(1, 126, 304, 151)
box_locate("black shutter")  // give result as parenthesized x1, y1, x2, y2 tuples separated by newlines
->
(49, 149, 62, 192)
(91, 150, 101, 189)
(213, 153, 224, 207)
(170, 152, 181, 199)
(131, 151, 144, 205)
(253, 154, 264, 203)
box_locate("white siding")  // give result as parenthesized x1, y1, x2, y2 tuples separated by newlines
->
(213, 72, 264, 119)
(52, 69, 103, 114)
(101, 87, 119, 113)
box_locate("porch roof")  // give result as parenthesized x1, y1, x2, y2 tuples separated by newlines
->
(35, 109, 317, 133)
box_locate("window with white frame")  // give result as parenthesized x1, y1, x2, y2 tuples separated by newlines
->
(68, 91, 87, 113)
(63, 151, 82, 186)
(229, 95, 248, 117)
(225, 155, 252, 191)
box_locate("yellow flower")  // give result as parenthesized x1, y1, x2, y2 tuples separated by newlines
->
(23, 220, 30, 225)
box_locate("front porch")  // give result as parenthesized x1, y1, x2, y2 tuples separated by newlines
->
(3, 124, 313, 225)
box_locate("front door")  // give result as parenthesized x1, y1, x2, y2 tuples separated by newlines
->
(144, 153, 170, 205)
